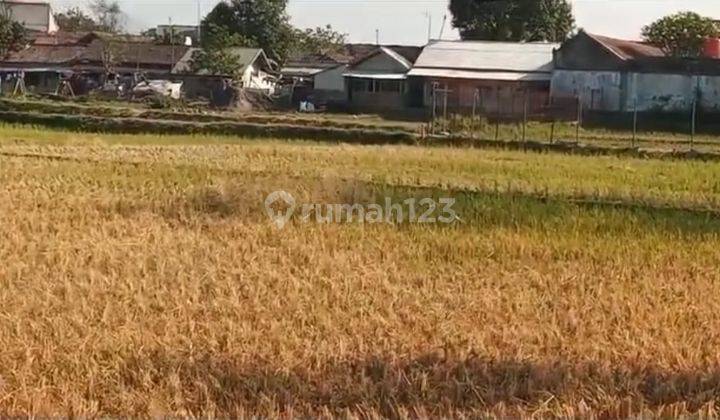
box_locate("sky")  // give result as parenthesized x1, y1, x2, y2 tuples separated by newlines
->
(48, 0, 720, 45)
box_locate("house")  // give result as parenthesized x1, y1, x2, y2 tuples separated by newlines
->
(343, 45, 423, 111)
(2, 0, 58, 34)
(280, 44, 378, 104)
(172, 47, 277, 98)
(551, 30, 720, 113)
(407, 40, 558, 117)
(0, 32, 191, 94)
(281, 52, 344, 83)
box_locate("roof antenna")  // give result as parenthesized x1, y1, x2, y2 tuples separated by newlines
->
(375, 29, 379, 45)
(438, 14, 447, 40)
(425, 11, 432, 42)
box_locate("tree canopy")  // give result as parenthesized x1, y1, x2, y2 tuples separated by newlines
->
(293, 25, 347, 57)
(195, 0, 347, 79)
(191, 23, 253, 77)
(55, 1, 124, 33)
(0, 6, 26, 57)
(54, 7, 102, 32)
(89, 0, 124, 33)
(200, 0, 293, 63)
(449, 0, 574, 42)
(642, 11, 719, 58)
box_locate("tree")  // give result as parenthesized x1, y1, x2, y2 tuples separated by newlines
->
(642, 12, 719, 58)
(190, 23, 252, 77)
(54, 7, 102, 32)
(293, 25, 347, 56)
(89, 0, 124, 33)
(0, 6, 26, 57)
(200, 0, 294, 63)
(449, 0, 574, 42)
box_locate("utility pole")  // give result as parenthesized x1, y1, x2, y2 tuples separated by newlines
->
(169, 17, 175, 73)
(438, 14, 447, 40)
(197, 0, 202, 45)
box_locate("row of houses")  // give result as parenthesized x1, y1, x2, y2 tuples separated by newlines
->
(283, 31, 720, 118)
(283, 40, 558, 117)
(2, 0, 720, 117)
(0, 0, 275, 100)
(0, 30, 276, 99)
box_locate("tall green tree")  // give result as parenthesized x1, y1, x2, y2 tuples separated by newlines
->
(54, 7, 103, 32)
(89, 0, 124, 33)
(642, 12, 719, 58)
(200, 0, 293, 63)
(190, 23, 252, 77)
(449, 0, 574, 42)
(0, 6, 26, 57)
(293, 25, 347, 56)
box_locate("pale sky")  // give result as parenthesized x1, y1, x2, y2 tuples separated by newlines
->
(48, 0, 720, 45)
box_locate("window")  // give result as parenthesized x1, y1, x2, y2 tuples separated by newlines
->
(351, 79, 371, 92)
(377, 80, 401, 93)
(351, 79, 403, 93)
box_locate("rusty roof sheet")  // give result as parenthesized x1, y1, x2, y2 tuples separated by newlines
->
(3, 44, 86, 64)
(587, 33, 665, 60)
(2, 38, 190, 69)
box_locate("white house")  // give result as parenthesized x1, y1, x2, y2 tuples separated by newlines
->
(2, 0, 58, 34)
(173, 47, 277, 93)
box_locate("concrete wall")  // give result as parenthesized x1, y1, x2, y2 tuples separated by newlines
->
(6, 2, 57, 33)
(551, 70, 720, 113)
(699, 76, 720, 112)
(314, 65, 346, 92)
(625, 73, 695, 112)
(551, 70, 624, 111)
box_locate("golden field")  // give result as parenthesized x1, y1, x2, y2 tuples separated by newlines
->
(1, 124, 720, 417)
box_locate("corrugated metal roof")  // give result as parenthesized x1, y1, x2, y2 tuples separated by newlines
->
(411, 40, 558, 75)
(171, 47, 267, 75)
(380, 46, 413, 69)
(586, 33, 665, 60)
(280, 66, 326, 76)
(343, 72, 406, 80)
(407, 68, 551, 81)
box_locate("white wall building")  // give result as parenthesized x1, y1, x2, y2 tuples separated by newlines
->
(2, 0, 58, 34)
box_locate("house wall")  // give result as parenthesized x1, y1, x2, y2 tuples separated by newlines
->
(553, 33, 625, 72)
(242, 65, 275, 93)
(344, 50, 412, 111)
(551, 70, 624, 111)
(553, 70, 720, 113)
(347, 78, 407, 111)
(350, 90, 406, 110)
(24, 71, 59, 94)
(424, 78, 551, 117)
(6, 2, 56, 33)
(699, 76, 720, 112)
(626, 73, 693, 112)
(353, 53, 408, 74)
(314, 65, 346, 92)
